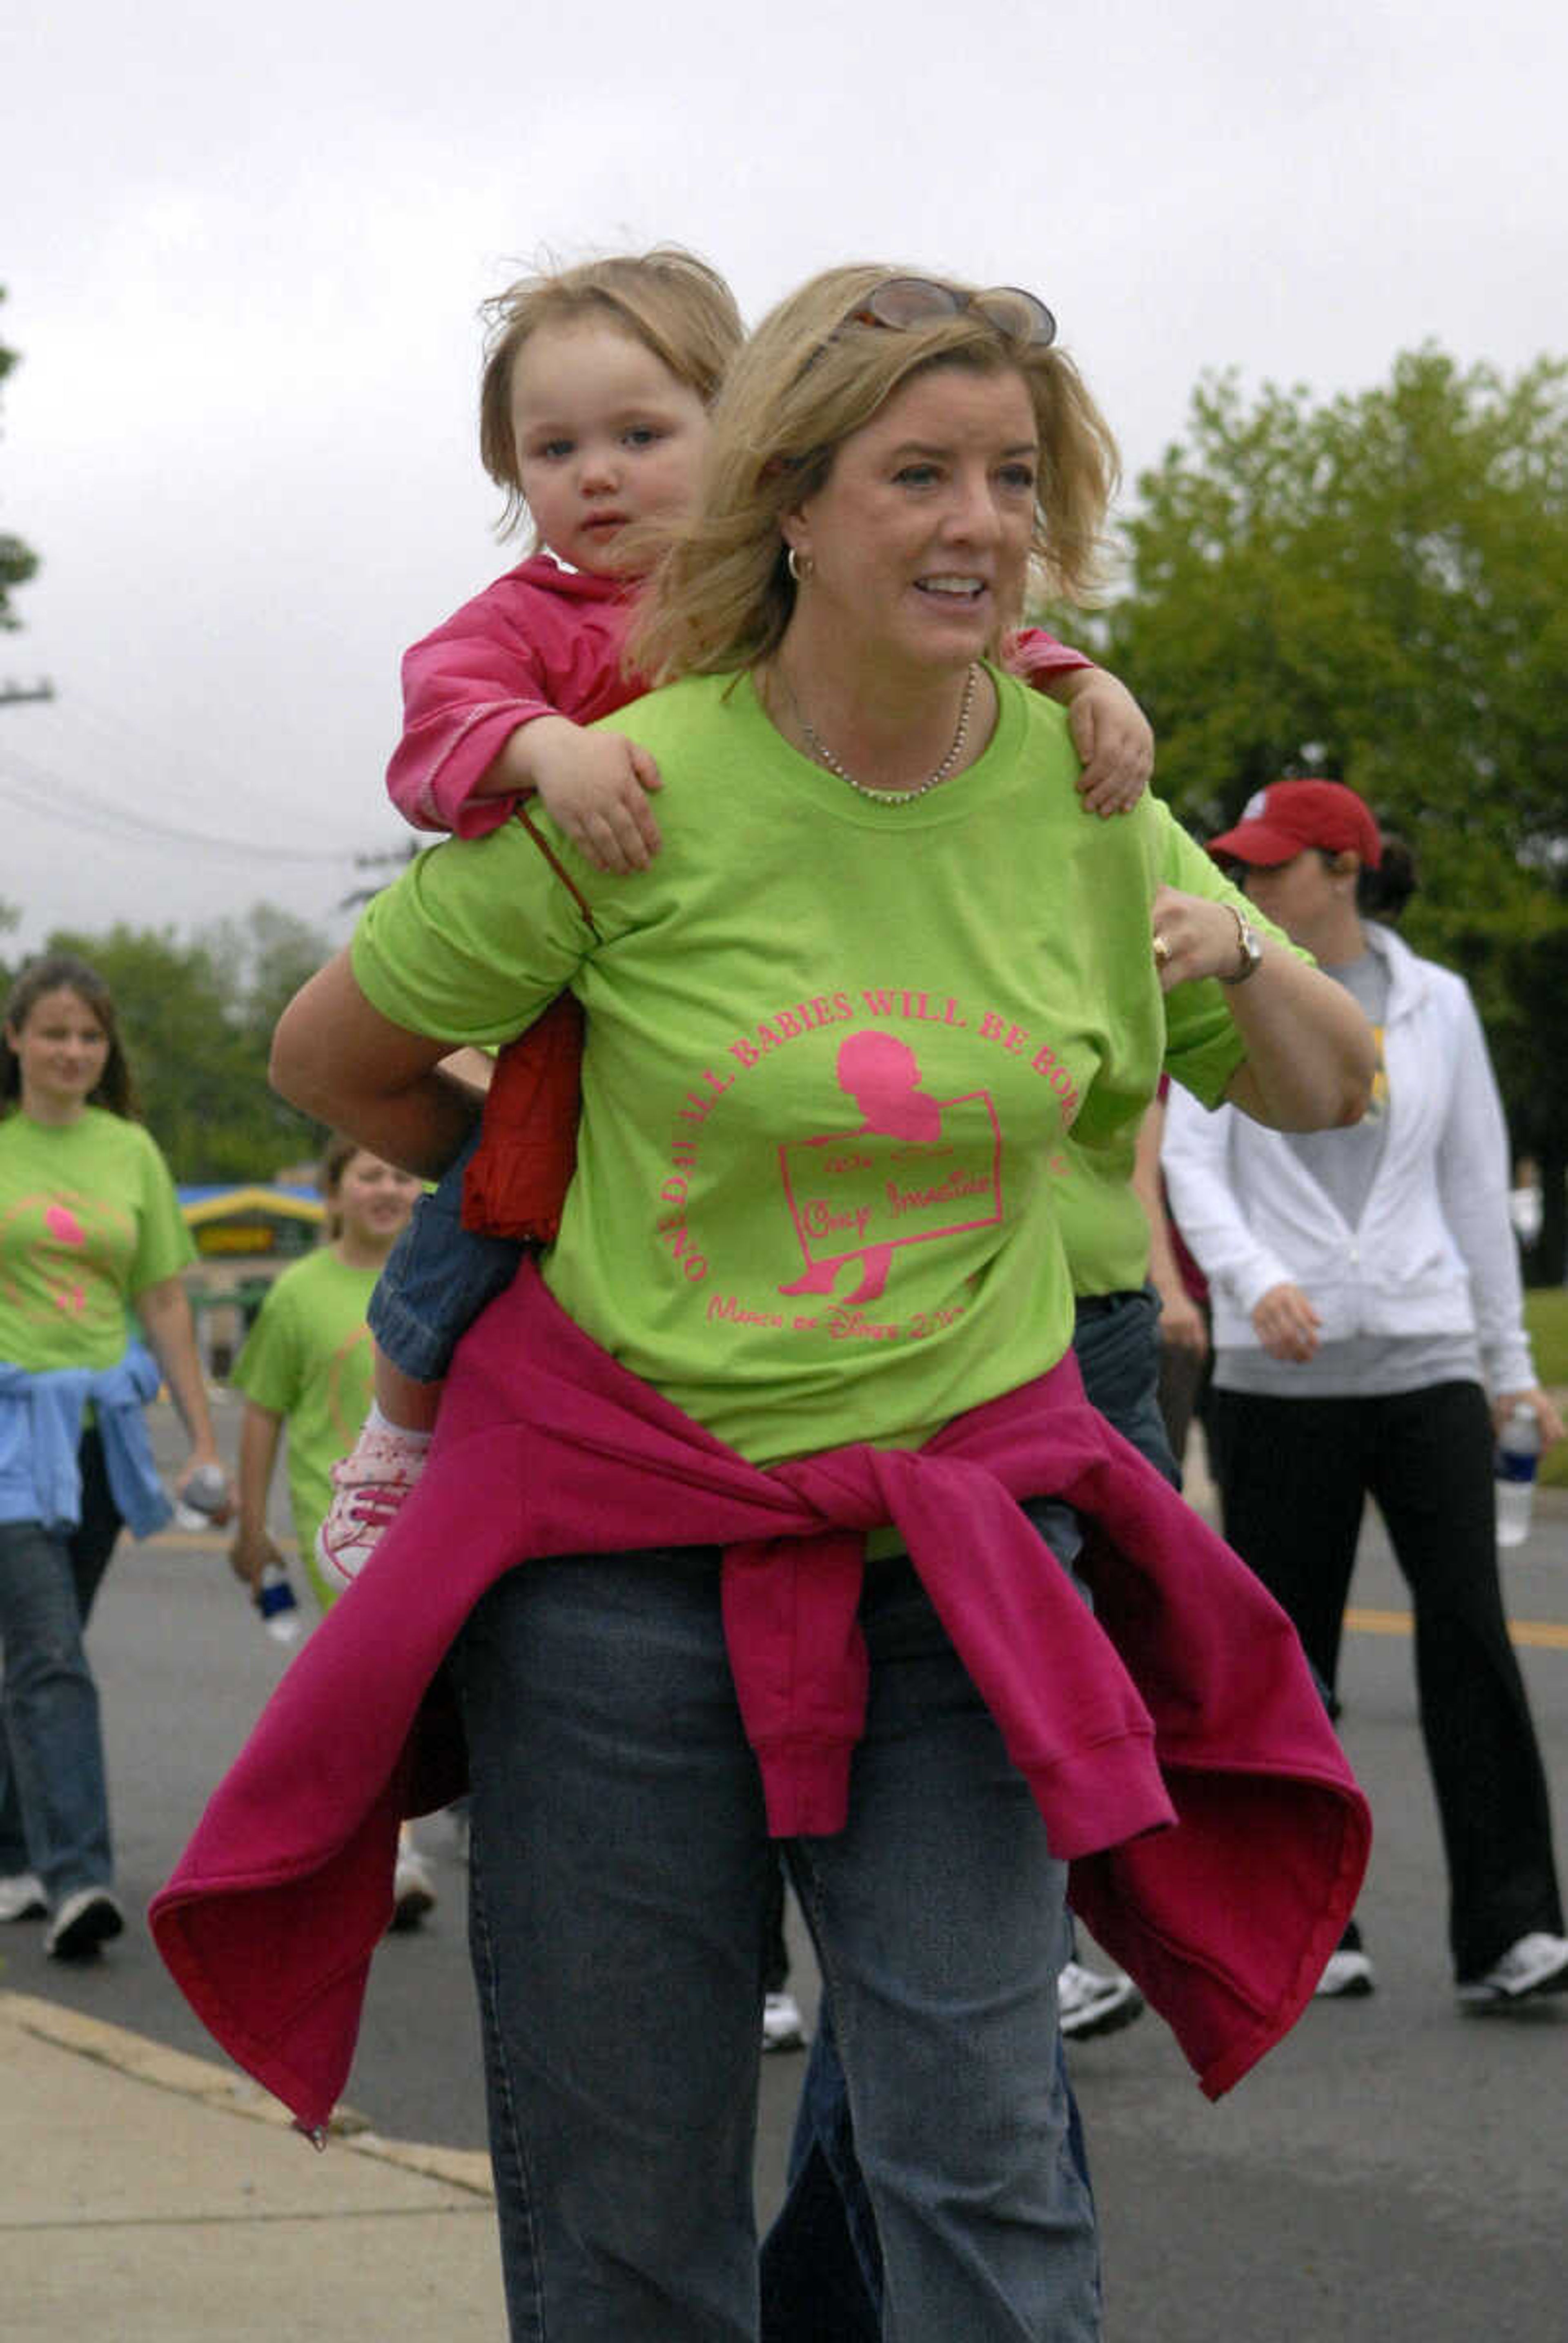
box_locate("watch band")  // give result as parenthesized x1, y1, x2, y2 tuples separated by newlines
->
(1218, 902, 1263, 987)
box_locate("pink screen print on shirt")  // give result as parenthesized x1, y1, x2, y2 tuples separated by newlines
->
(777, 1030, 1002, 1305)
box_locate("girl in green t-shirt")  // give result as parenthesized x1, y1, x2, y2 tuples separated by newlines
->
(227, 1139, 437, 1927)
(229, 1135, 422, 1609)
(0, 953, 227, 1958)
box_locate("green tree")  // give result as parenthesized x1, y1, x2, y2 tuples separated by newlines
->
(1083, 346, 1568, 1278)
(0, 289, 39, 632)
(40, 907, 334, 1180)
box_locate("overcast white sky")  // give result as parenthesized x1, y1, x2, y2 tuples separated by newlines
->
(4, 0, 1565, 959)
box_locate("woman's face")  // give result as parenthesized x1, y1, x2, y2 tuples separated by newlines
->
(1241, 851, 1341, 951)
(334, 1152, 423, 1249)
(6, 986, 111, 1120)
(784, 362, 1038, 678)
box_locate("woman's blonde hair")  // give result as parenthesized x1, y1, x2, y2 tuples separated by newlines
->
(631, 264, 1120, 683)
(478, 247, 745, 539)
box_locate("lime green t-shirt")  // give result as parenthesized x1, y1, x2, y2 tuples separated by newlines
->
(1052, 840, 1297, 1296)
(231, 1245, 380, 1605)
(0, 1106, 195, 1372)
(354, 668, 1247, 1466)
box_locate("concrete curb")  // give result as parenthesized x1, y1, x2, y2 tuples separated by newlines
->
(0, 1989, 494, 2200)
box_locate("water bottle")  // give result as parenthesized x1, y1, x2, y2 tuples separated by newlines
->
(255, 1561, 304, 1645)
(1495, 1404, 1541, 1550)
(173, 1463, 230, 1531)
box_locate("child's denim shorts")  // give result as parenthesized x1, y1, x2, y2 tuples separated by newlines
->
(366, 1128, 524, 1384)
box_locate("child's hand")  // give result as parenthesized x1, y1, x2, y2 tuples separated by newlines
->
(229, 1523, 283, 1592)
(530, 719, 664, 873)
(1062, 673, 1154, 816)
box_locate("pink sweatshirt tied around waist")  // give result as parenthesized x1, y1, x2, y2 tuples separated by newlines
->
(152, 1264, 1369, 2133)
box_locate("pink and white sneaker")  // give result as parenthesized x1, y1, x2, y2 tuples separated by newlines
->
(316, 1423, 430, 1592)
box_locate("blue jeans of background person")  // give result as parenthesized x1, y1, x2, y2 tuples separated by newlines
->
(1070, 1286, 1180, 1491)
(451, 1509, 1101, 2343)
(365, 1127, 524, 1384)
(0, 1430, 122, 1897)
(762, 1287, 1176, 2340)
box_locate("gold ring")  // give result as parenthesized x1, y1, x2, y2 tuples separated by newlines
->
(1152, 932, 1170, 967)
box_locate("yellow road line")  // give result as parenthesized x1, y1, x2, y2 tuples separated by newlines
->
(1346, 1605, 1568, 1653)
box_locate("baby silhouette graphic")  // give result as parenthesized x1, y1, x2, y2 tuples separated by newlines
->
(837, 1031, 943, 1143)
(777, 1030, 1002, 1304)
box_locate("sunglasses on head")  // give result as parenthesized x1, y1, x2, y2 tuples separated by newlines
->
(843, 276, 1057, 350)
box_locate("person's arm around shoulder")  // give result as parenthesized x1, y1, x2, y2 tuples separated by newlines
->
(492, 717, 664, 875)
(1152, 885, 1374, 1132)
(271, 950, 480, 1182)
(388, 584, 663, 870)
(1006, 629, 1153, 815)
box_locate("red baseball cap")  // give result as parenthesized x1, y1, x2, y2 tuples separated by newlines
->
(1207, 779, 1383, 869)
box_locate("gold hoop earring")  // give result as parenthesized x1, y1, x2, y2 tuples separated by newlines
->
(786, 546, 812, 585)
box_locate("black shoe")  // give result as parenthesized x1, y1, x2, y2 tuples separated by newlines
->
(45, 1885, 125, 1959)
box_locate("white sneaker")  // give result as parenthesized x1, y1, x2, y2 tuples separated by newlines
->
(316, 1423, 429, 1592)
(45, 1885, 125, 1960)
(762, 1990, 806, 2052)
(1058, 1958, 1145, 2040)
(0, 1872, 47, 1923)
(390, 1844, 437, 1933)
(1457, 1931, 1568, 2011)
(1315, 1947, 1375, 1998)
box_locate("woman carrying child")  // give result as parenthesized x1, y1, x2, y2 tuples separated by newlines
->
(314, 246, 1160, 1584)
(160, 261, 1376, 2341)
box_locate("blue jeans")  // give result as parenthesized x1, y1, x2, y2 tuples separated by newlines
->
(451, 1515, 1101, 2343)
(0, 1433, 122, 1895)
(1070, 1286, 1179, 1489)
(366, 1129, 524, 1385)
(763, 1288, 1174, 2339)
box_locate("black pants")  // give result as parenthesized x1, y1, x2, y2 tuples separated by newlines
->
(1206, 1379, 1563, 1981)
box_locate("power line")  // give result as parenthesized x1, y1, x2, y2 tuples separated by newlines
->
(0, 739, 379, 865)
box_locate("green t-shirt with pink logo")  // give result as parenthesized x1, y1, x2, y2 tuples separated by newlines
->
(1052, 846, 1296, 1296)
(354, 668, 1247, 1466)
(0, 1106, 194, 1373)
(231, 1245, 380, 1608)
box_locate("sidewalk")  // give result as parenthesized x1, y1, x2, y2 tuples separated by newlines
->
(0, 1990, 503, 2339)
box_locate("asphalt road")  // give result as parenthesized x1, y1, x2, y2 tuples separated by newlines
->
(6, 1398, 1565, 2339)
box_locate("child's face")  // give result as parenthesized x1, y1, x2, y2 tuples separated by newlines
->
(334, 1152, 423, 1249)
(509, 318, 710, 577)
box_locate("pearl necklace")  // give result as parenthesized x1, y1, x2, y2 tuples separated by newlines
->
(780, 662, 980, 804)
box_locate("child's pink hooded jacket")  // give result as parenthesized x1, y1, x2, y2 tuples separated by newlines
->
(384, 552, 1094, 837)
(152, 1265, 1369, 2138)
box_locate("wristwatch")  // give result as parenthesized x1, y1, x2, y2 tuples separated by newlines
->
(1218, 902, 1263, 987)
